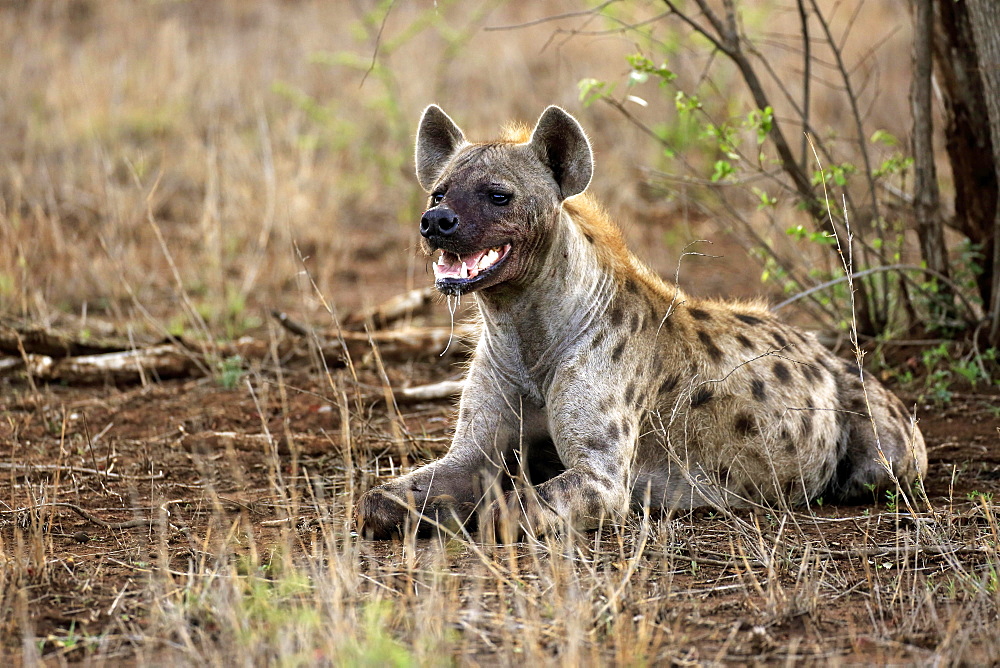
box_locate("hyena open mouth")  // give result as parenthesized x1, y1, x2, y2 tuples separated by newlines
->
(432, 243, 511, 294)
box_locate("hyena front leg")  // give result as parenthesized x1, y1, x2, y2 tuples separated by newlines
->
(485, 376, 637, 541)
(355, 367, 536, 539)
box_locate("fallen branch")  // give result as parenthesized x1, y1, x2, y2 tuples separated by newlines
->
(1, 314, 478, 384)
(0, 502, 172, 530)
(271, 309, 478, 363)
(342, 287, 439, 329)
(0, 463, 165, 480)
(0, 317, 135, 357)
(15, 344, 200, 384)
(396, 379, 466, 402)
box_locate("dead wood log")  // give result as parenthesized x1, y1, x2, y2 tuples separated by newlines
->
(0, 308, 479, 384)
(0, 317, 134, 357)
(396, 379, 466, 402)
(332, 325, 478, 362)
(271, 310, 477, 362)
(1, 325, 477, 384)
(342, 287, 439, 329)
(16, 345, 201, 384)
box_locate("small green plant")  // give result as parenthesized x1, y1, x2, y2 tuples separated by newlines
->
(217, 355, 246, 389)
(966, 490, 995, 504)
(909, 342, 1000, 404)
(884, 489, 899, 513)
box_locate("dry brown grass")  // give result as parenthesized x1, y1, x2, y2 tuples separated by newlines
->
(0, 1, 922, 332)
(3, 1, 998, 665)
(1, 365, 998, 664)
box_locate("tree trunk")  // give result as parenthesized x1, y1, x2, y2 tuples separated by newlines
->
(911, 1, 949, 283)
(932, 0, 998, 311)
(965, 0, 1000, 344)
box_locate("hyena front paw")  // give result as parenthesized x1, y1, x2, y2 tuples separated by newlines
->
(355, 488, 477, 539)
(354, 487, 409, 539)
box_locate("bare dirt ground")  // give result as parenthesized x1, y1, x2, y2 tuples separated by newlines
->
(2, 303, 999, 663)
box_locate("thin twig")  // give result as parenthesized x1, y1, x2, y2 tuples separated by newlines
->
(771, 263, 980, 321)
(0, 463, 164, 480)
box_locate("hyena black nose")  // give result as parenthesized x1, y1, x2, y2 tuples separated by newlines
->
(420, 207, 459, 238)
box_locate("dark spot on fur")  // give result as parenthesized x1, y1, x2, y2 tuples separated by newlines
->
(598, 395, 613, 412)
(648, 303, 659, 328)
(736, 313, 764, 326)
(800, 405, 813, 437)
(690, 307, 711, 321)
(630, 311, 643, 333)
(736, 334, 753, 349)
(793, 329, 808, 343)
(773, 361, 791, 383)
(591, 330, 606, 350)
(817, 357, 835, 374)
(772, 331, 788, 348)
(690, 386, 714, 407)
(621, 418, 632, 437)
(750, 378, 767, 401)
(584, 232, 594, 244)
(609, 305, 624, 327)
(697, 330, 723, 361)
(841, 358, 861, 375)
(624, 279, 640, 295)
(734, 413, 757, 436)
(659, 375, 679, 395)
(586, 436, 610, 453)
(611, 339, 627, 362)
(607, 422, 620, 443)
(801, 364, 819, 382)
(625, 382, 636, 404)
(782, 428, 795, 453)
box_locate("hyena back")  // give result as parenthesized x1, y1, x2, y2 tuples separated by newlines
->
(355, 105, 928, 540)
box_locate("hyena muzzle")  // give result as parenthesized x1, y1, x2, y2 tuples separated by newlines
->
(354, 105, 928, 541)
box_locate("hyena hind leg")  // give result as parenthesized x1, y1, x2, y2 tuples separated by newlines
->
(822, 398, 928, 504)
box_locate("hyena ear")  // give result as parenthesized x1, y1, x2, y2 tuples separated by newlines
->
(415, 105, 466, 192)
(528, 106, 594, 199)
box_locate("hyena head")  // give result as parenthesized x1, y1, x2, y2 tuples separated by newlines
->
(415, 105, 593, 296)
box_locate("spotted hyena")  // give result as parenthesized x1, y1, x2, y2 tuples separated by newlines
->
(354, 105, 927, 541)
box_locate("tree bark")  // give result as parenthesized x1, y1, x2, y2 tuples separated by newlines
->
(965, 0, 1000, 344)
(911, 1, 949, 282)
(932, 0, 998, 308)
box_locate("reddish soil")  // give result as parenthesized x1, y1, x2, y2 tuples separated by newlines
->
(1, 352, 998, 662)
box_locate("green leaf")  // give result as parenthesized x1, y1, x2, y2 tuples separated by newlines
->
(870, 129, 899, 146)
(578, 78, 611, 106)
(711, 159, 735, 182)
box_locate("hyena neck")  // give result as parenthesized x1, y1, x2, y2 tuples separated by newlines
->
(474, 204, 634, 390)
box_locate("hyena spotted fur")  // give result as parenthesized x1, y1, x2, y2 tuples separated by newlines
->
(355, 105, 927, 540)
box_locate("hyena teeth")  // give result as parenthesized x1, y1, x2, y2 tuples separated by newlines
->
(459, 263, 469, 279)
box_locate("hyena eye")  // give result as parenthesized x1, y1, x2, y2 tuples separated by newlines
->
(489, 192, 511, 206)
(430, 192, 444, 205)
